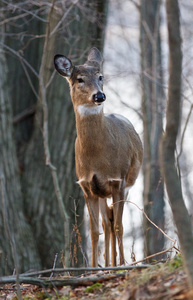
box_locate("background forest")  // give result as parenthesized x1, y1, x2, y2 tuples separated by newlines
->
(0, 0, 193, 289)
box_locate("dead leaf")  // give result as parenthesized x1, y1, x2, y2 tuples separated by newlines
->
(117, 288, 131, 300)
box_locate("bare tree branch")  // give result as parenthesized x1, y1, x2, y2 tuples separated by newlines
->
(1, 0, 48, 23)
(0, 12, 28, 26)
(49, 2, 75, 37)
(0, 42, 39, 79)
(129, 0, 140, 11)
(20, 59, 39, 99)
(105, 82, 142, 119)
(177, 76, 193, 161)
(115, 199, 178, 247)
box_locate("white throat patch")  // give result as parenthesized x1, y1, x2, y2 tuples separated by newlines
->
(77, 104, 103, 117)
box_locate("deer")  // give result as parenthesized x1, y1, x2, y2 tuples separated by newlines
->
(54, 47, 143, 267)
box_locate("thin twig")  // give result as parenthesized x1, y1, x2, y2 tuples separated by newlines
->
(20, 59, 39, 99)
(177, 103, 193, 161)
(105, 82, 142, 119)
(131, 241, 177, 265)
(49, 253, 58, 280)
(129, 0, 140, 11)
(49, 3, 75, 38)
(176, 76, 193, 175)
(45, 69, 56, 89)
(1, 0, 47, 23)
(142, 20, 154, 44)
(0, 12, 28, 26)
(21, 34, 46, 52)
(0, 42, 39, 79)
(116, 199, 178, 246)
(13, 106, 36, 125)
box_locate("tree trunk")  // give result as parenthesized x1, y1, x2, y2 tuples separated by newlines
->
(0, 27, 41, 275)
(1, 0, 109, 273)
(161, 0, 193, 289)
(140, 0, 165, 258)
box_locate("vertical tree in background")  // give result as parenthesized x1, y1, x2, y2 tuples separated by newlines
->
(140, 0, 165, 258)
(161, 0, 193, 289)
(0, 22, 41, 275)
(0, 0, 109, 274)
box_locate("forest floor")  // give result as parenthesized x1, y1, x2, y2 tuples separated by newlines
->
(1, 255, 193, 300)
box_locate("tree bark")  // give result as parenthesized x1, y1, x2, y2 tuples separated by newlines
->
(0, 26, 41, 275)
(160, 0, 193, 289)
(140, 0, 165, 258)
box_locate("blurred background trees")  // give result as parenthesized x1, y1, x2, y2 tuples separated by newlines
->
(0, 0, 108, 274)
(140, 0, 164, 258)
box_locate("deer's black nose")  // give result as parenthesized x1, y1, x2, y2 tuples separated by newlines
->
(93, 92, 106, 103)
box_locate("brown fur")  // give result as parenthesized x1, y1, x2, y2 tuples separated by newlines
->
(54, 48, 143, 267)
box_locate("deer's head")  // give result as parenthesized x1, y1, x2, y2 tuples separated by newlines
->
(54, 48, 106, 108)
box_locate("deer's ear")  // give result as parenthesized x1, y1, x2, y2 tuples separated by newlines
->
(54, 55, 73, 78)
(87, 47, 103, 65)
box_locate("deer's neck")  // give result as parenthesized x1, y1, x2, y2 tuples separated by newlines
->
(74, 104, 106, 146)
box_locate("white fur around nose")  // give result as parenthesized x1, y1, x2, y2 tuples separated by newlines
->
(77, 104, 103, 117)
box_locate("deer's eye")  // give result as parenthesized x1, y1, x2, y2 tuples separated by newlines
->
(99, 75, 103, 81)
(77, 78, 84, 83)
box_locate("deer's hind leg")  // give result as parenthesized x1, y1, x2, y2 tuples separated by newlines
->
(109, 204, 117, 266)
(99, 199, 117, 266)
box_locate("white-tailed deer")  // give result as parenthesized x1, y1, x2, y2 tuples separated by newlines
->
(54, 48, 143, 267)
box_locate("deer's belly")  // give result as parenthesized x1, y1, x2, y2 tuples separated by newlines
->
(77, 173, 123, 199)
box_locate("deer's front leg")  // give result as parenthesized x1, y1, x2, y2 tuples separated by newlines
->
(85, 195, 99, 267)
(112, 182, 125, 265)
(99, 198, 111, 266)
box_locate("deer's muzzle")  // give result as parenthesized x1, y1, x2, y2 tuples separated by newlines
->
(93, 92, 106, 104)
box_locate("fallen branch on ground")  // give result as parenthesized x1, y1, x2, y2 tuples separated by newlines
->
(0, 273, 126, 288)
(0, 249, 178, 289)
(19, 264, 151, 278)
